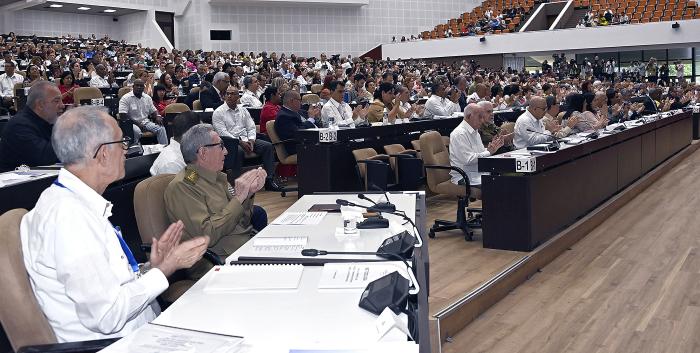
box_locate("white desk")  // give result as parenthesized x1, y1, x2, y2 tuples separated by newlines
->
(147, 262, 417, 353)
(228, 193, 418, 264)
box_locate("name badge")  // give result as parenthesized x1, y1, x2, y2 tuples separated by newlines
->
(91, 98, 105, 106)
(515, 156, 536, 173)
(318, 129, 338, 143)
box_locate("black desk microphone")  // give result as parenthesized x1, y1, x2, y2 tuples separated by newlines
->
(358, 193, 397, 213)
(525, 128, 562, 150)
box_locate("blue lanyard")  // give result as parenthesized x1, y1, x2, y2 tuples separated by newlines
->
(53, 179, 139, 274)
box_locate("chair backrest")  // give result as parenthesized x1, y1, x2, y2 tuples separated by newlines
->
(352, 148, 378, 182)
(301, 94, 320, 105)
(0, 209, 57, 352)
(266, 120, 292, 163)
(419, 131, 451, 193)
(117, 87, 131, 99)
(193, 99, 202, 110)
(310, 84, 323, 94)
(73, 87, 103, 103)
(383, 144, 406, 173)
(133, 174, 176, 244)
(163, 103, 190, 115)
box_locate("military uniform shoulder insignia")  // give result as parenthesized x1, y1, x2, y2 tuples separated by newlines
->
(184, 168, 199, 185)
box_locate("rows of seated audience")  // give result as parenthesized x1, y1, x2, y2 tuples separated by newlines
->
(398, 0, 698, 42)
(1, 30, 699, 344)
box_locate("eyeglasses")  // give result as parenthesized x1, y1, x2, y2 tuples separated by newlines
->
(200, 141, 225, 151)
(92, 137, 131, 158)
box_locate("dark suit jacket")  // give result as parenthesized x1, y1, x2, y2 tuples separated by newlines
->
(275, 106, 316, 155)
(0, 107, 58, 171)
(199, 87, 224, 110)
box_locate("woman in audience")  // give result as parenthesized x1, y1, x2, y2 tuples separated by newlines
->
(57, 72, 79, 106)
(24, 64, 45, 86)
(366, 80, 377, 98)
(159, 73, 180, 96)
(152, 84, 175, 116)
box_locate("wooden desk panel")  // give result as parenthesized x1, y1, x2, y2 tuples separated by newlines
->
(480, 112, 692, 252)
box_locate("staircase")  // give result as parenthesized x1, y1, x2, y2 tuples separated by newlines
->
(562, 8, 590, 28)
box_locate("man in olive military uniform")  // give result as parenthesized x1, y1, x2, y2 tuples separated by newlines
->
(477, 101, 514, 154)
(164, 123, 268, 279)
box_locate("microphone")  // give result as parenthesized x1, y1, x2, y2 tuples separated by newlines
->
(358, 193, 396, 213)
(336, 198, 389, 229)
(335, 198, 370, 208)
(526, 129, 561, 151)
(301, 247, 420, 296)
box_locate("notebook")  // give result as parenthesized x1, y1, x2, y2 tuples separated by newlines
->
(204, 264, 304, 292)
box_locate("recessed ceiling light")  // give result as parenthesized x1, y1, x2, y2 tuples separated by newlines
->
(77, 6, 91, 10)
(49, 4, 63, 7)
(103, 9, 116, 13)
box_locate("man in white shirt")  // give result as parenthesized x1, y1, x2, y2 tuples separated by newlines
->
(314, 53, 333, 79)
(321, 80, 367, 127)
(240, 75, 263, 108)
(423, 77, 451, 119)
(513, 96, 552, 149)
(118, 79, 168, 145)
(212, 85, 279, 191)
(89, 64, 117, 89)
(450, 103, 503, 191)
(150, 111, 200, 175)
(21, 106, 209, 343)
(0, 61, 24, 112)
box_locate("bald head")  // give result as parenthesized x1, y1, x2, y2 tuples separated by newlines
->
(464, 103, 484, 129)
(527, 96, 547, 119)
(477, 101, 494, 123)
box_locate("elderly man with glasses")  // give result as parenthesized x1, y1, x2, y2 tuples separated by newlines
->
(513, 96, 552, 150)
(21, 106, 209, 342)
(164, 123, 268, 280)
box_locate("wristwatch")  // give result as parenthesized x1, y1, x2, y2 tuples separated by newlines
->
(138, 262, 153, 278)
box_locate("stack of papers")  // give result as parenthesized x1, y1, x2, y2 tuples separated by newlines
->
(318, 263, 408, 289)
(272, 212, 327, 225)
(98, 323, 244, 353)
(251, 236, 308, 253)
(0, 170, 57, 187)
(204, 264, 304, 292)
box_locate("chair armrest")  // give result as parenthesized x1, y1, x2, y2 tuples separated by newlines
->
(141, 244, 224, 266)
(17, 338, 119, 353)
(271, 138, 297, 146)
(424, 164, 467, 179)
(424, 164, 471, 197)
(356, 154, 391, 164)
(356, 159, 388, 166)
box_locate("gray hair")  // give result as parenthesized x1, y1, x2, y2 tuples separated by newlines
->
(282, 90, 300, 105)
(212, 71, 229, 84)
(52, 106, 113, 166)
(180, 123, 215, 163)
(26, 81, 56, 108)
(242, 75, 253, 89)
(477, 100, 493, 110)
(464, 103, 482, 119)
